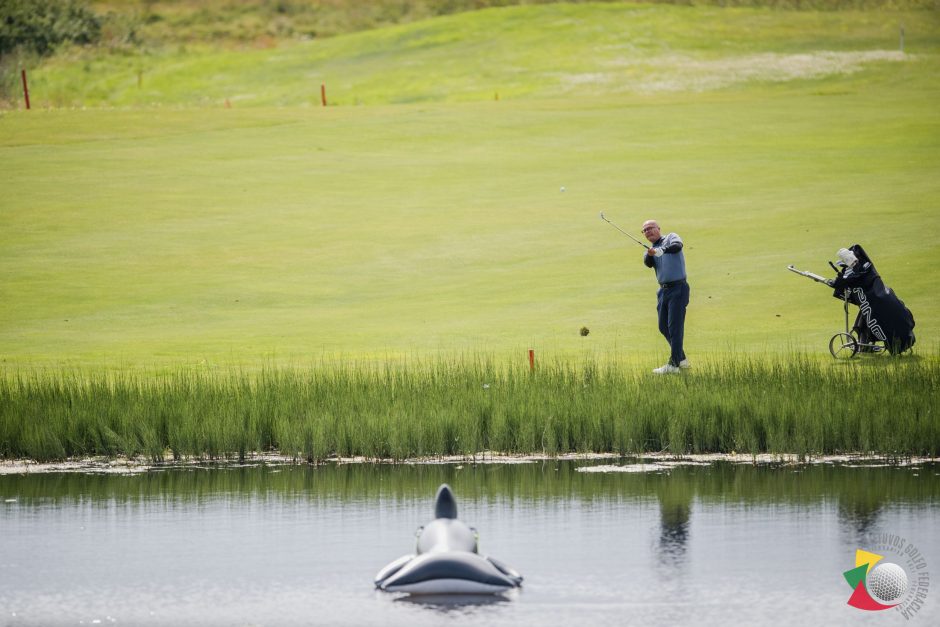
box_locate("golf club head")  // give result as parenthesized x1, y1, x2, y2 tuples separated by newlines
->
(599, 211, 606, 221)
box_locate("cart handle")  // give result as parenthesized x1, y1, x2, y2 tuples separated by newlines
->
(787, 265, 832, 285)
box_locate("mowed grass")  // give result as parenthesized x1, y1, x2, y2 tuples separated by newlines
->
(2, 357, 937, 462)
(0, 4, 938, 369)
(2, 84, 938, 367)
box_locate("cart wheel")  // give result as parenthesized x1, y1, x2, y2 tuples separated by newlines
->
(829, 333, 858, 359)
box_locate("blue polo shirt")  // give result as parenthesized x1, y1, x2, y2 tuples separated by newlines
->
(645, 232, 686, 284)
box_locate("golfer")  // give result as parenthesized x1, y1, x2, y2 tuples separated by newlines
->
(642, 220, 690, 374)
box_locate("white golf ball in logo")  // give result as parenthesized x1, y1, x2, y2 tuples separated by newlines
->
(867, 562, 908, 604)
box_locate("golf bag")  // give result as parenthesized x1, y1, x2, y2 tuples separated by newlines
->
(830, 244, 915, 354)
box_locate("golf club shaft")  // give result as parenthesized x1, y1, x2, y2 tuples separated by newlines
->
(599, 213, 649, 249)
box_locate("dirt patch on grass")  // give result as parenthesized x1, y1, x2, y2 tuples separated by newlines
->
(562, 50, 911, 93)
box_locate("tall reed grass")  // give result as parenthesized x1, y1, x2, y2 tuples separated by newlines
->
(1, 355, 936, 462)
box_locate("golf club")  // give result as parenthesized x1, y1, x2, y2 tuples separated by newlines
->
(599, 212, 649, 249)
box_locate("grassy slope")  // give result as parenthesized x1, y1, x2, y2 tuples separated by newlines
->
(23, 4, 940, 107)
(1, 3, 939, 369)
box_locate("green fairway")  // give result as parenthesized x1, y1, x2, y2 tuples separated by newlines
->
(1, 3, 939, 370)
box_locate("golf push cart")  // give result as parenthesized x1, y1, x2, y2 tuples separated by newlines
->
(788, 244, 916, 359)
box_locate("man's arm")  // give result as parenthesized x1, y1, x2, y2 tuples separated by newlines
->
(661, 233, 683, 254)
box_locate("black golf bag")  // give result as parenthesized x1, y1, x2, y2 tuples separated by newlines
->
(830, 244, 916, 354)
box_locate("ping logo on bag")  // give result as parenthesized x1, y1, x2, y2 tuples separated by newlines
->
(853, 288, 886, 341)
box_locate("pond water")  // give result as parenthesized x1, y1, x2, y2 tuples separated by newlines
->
(1, 460, 938, 626)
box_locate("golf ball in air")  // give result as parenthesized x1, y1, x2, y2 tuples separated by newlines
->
(560, 186, 566, 192)
(867, 563, 908, 604)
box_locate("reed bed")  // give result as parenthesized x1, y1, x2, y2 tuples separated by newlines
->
(1, 355, 937, 462)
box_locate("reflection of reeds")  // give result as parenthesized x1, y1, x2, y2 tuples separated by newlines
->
(1, 356, 937, 462)
(3, 462, 937, 512)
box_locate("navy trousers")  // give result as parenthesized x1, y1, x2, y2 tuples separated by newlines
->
(656, 281, 690, 366)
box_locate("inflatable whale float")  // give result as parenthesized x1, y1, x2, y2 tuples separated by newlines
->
(374, 484, 523, 595)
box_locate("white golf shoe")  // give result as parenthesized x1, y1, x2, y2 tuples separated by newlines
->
(679, 359, 691, 369)
(653, 364, 681, 374)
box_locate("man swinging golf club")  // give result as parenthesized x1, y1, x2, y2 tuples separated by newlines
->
(642, 220, 691, 374)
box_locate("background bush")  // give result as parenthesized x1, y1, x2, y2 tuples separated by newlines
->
(1, 0, 102, 57)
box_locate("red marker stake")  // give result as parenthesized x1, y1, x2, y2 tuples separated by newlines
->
(321, 84, 327, 107)
(528, 349, 535, 371)
(21, 70, 30, 110)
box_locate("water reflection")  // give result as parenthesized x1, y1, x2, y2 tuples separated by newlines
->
(1, 460, 937, 627)
(0, 460, 934, 510)
(838, 490, 885, 541)
(656, 480, 692, 565)
(393, 592, 514, 611)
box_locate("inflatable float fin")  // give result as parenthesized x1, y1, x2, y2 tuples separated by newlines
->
(485, 556, 523, 584)
(374, 554, 415, 588)
(434, 484, 458, 519)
